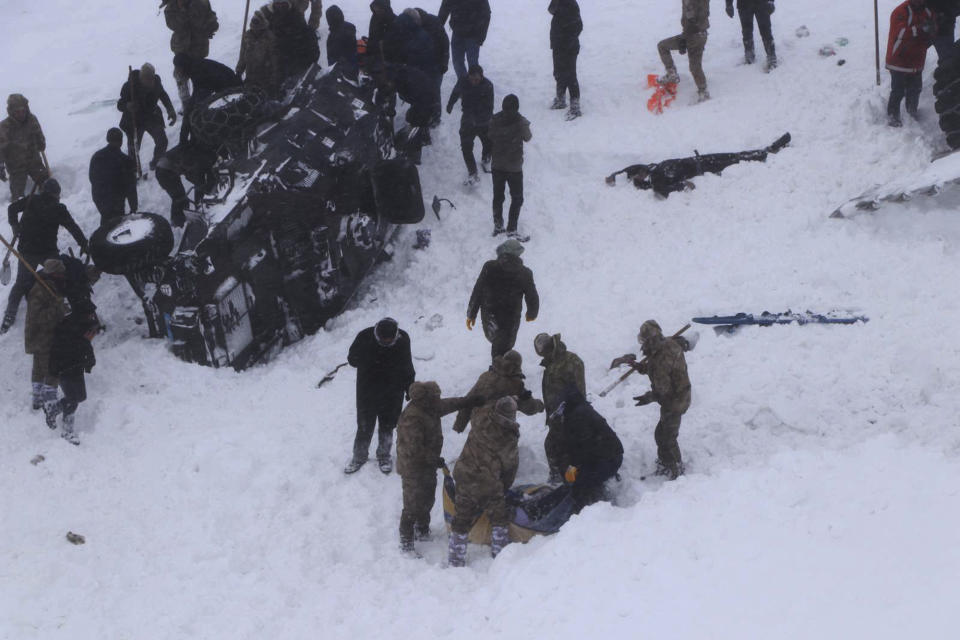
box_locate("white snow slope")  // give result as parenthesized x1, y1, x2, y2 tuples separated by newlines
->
(3, 1, 960, 638)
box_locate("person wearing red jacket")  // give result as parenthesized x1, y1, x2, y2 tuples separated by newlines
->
(886, 0, 936, 126)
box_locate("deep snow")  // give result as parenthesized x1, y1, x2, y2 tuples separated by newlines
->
(2, 1, 960, 638)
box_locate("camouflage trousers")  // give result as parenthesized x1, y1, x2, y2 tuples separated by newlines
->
(654, 405, 684, 469)
(450, 475, 509, 534)
(7, 160, 48, 201)
(399, 470, 437, 541)
(31, 352, 58, 387)
(657, 32, 708, 92)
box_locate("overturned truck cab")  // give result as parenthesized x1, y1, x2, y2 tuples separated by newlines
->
(90, 65, 425, 369)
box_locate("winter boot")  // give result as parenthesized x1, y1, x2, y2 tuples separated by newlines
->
(463, 172, 480, 187)
(447, 532, 468, 567)
(550, 94, 567, 110)
(565, 98, 582, 121)
(60, 413, 79, 446)
(376, 430, 394, 475)
(343, 457, 367, 474)
(887, 113, 903, 128)
(399, 533, 418, 556)
(414, 523, 432, 542)
(490, 525, 510, 558)
(697, 88, 711, 103)
(42, 388, 61, 429)
(492, 225, 505, 237)
(766, 132, 791, 154)
(658, 69, 680, 86)
(744, 46, 756, 65)
(0, 313, 14, 334)
(32, 382, 43, 411)
(765, 54, 778, 71)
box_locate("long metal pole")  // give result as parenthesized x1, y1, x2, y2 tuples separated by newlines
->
(875, 0, 882, 86)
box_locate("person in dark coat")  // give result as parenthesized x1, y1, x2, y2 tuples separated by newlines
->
(117, 63, 177, 170)
(376, 63, 436, 163)
(271, 0, 322, 82)
(466, 238, 539, 360)
(384, 9, 435, 73)
(416, 8, 450, 125)
(928, 0, 960, 60)
(172, 54, 243, 146)
(48, 272, 100, 445)
(2, 179, 87, 334)
(438, 0, 491, 81)
(605, 132, 790, 198)
(367, 0, 397, 65)
(447, 64, 493, 184)
(549, 0, 583, 120)
(725, 0, 778, 69)
(487, 94, 532, 236)
(344, 317, 416, 475)
(88, 128, 138, 224)
(325, 5, 359, 72)
(551, 386, 623, 511)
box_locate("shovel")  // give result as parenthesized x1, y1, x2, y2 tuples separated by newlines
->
(431, 195, 456, 221)
(316, 362, 349, 388)
(1, 235, 18, 285)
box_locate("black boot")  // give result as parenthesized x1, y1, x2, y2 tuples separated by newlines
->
(743, 40, 756, 64)
(767, 132, 791, 153)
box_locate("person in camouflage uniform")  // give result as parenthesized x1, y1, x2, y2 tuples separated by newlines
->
(534, 332, 585, 482)
(448, 351, 544, 566)
(467, 238, 539, 360)
(657, 0, 711, 101)
(630, 320, 692, 480)
(163, 0, 220, 105)
(396, 381, 483, 554)
(24, 259, 68, 428)
(237, 13, 282, 98)
(0, 94, 48, 202)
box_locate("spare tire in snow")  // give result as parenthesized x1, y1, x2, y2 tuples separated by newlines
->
(933, 43, 960, 149)
(189, 87, 272, 152)
(89, 213, 175, 275)
(371, 158, 424, 224)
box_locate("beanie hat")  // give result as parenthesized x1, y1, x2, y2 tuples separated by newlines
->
(41, 178, 61, 197)
(534, 333, 555, 357)
(40, 258, 66, 276)
(107, 127, 124, 146)
(374, 317, 399, 345)
(468, 64, 484, 76)
(325, 5, 344, 27)
(502, 94, 519, 112)
(496, 238, 524, 258)
(638, 319, 663, 343)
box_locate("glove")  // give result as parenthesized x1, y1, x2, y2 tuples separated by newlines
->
(405, 389, 411, 401)
(466, 317, 475, 330)
(678, 38, 687, 55)
(518, 389, 533, 402)
(634, 393, 654, 407)
(725, 1, 734, 18)
(609, 353, 636, 369)
(564, 466, 578, 484)
(767, 1, 775, 14)
(436, 457, 446, 469)
(0, 163, 6, 181)
(446, 101, 454, 114)
(167, 110, 177, 126)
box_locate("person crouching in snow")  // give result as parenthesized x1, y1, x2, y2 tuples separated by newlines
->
(549, 386, 623, 512)
(24, 259, 68, 427)
(885, 0, 936, 127)
(48, 301, 100, 445)
(396, 381, 484, 555)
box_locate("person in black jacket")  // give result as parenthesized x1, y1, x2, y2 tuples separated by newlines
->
(549, 0, 583, 120)
(171, 54, 243, 146)
(2, 179, 87, 334)
(605, 132, 790, 198)
(725, 0, 777, 69)
(376, 63, 435, 163)
(551, 386, 623, 511)
(117, 63, 177, 169)
(466, 238, 539, 360)
(366, 0, 396, 65)
(438, 0, 491, 81)
(929, 0, 960, 60)
(271, 1, 321, 83)
(326, 5, 359, 72)
(417, 8, 450, 125)
(88, 128, 138, 224)
(48, 267, 100, 445)
(447, 64, 493, 184)
(344, 317, 416, 475)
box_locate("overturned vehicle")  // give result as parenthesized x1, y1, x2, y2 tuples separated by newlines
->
(90, 65, 425, 369)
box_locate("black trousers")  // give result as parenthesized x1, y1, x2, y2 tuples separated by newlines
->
(4, 251, 48, 320)
(460, 124, 490, 176)
(571, 454, 622, 511)
(93, 194, 127, 224)
(492, 170, 524, 231)
(888, 71, 922, 119)
(737, 0, 775, 56)
(59, 372, 87, 416)
(121, 112, 168, 164)
(481, 310, 520, 360)
(552, 47, 580, 100)
(353, 393, 404, 460)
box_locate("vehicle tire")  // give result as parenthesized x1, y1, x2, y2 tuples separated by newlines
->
(89, 213, 174, 275)
(371, 158, 424, 224)
(189, 87, 270, 151)
(933, 46, 960, 149)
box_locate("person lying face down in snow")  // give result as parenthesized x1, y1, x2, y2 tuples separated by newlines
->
(605, 132, 790, 198)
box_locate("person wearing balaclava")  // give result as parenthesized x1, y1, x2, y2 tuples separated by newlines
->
(344, 317, 415, 474)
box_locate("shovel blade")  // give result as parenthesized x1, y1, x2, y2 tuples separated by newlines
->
(0, 261, 10, 286)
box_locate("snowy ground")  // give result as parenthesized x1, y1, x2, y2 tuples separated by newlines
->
(3, 0, 960, 638)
